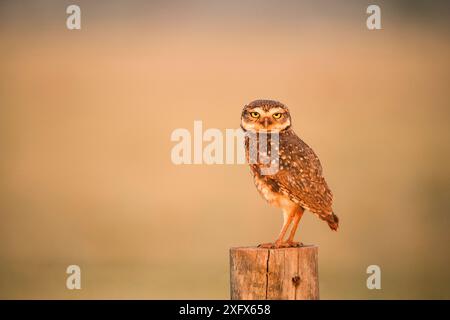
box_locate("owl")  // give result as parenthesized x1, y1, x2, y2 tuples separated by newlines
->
(241, 99, 339, 248)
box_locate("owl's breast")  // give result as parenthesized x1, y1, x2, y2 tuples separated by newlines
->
(251, 167, 293, 208)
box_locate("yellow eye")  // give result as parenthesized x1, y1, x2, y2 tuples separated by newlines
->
(272, 113, 282, 119)
(250, 112, 260, 118)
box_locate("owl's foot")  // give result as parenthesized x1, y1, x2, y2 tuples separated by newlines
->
(258, 241, 301, 249)
(257, 241, 303, 249)
(285, 241, 304, 247)
(258, 242, 276, 249)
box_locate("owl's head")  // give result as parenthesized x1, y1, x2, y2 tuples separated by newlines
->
(241, 99, 291, 132)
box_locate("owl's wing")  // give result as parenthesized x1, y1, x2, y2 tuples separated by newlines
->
(273, 136, 333, 215)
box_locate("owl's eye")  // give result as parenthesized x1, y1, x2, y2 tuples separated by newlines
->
(250, 112, 260, 118)
(272, 113, 282, 119)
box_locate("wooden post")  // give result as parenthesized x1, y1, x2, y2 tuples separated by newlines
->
(230, 246, 319, 300)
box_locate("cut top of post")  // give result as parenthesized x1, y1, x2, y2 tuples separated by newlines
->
(230, 245, 319, 300)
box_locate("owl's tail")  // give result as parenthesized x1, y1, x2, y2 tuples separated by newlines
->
(324, 212, 339, 231)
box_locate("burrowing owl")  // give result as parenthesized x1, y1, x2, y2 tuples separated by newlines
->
(241, 99, 339, 248)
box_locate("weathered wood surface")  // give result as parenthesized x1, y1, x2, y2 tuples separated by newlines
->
(230, 246, 319, 300)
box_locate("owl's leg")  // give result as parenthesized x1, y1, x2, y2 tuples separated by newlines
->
(258, 208, 295, 249)
(286, 207, 304, 247)
(274, 209, 295, 247)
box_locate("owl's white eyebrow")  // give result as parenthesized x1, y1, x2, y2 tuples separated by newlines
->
(269, 108, 285, 114)
(248, 107, 265, 114)
(247, 107, 286, 115)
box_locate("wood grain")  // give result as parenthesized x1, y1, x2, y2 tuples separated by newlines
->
(230, 246, 319, 300)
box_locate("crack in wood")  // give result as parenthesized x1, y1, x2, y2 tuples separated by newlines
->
(265, 249, 270, 299)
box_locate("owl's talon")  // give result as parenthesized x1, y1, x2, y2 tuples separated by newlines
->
(258, 242, 288, 249)
(258, 241, 303, 249)
(274, 241, 287, 248)
(258, 242, 276, 249)
(286, 241, 303, 247)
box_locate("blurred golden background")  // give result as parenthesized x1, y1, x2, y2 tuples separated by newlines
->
(0, 0, 449, 299)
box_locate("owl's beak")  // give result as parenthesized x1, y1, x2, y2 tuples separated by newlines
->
(262, 117, 272, 128)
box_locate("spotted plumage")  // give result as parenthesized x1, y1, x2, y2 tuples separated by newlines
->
(241, 99, 338, 248)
